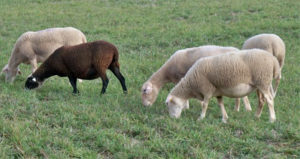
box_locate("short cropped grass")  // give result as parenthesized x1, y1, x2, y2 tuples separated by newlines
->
(0, 0, 299, 158)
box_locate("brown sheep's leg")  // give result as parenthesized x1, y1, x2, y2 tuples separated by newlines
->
(109, 65, 127, 94)
(68, 76, 79, 94)
(100, 73, 109, 94)
(217, 96, 229, 123)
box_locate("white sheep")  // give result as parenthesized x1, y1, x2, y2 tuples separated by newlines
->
(141, 45, 245, 107)
(235, 34, 286, 111)
(243, 33, 285, 68)
(1, 27, 87, 82)
(165, 49, 281, 123)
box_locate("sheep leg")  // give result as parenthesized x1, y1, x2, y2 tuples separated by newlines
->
(242, 96, 252, 111)
(273, 78, 280, 97)
(183, 100, 189, 110)
(199, 100, 204, 107)
(255, 90, 265, 118)
(68, 76, 79, 94)
(235, 98, 241, 112)
(262, 91, 276, 123)
(109, 66, 127, 94)
(217, 96, 229, 123)
(269, 84, 275, 98)
(100, 74, 109, 94)
(197, 98, 209, 121)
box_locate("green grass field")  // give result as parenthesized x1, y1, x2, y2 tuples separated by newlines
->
(0, 0, 299, 158)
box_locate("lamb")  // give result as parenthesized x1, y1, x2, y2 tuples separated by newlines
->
(234, 34, 286, 111)
(25, 40, 127, 95)
(165, 49, 281, 123)
(141, 45, 244, 107)
(1, 27, 87, 82)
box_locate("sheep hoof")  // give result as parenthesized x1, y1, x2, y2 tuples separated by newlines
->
(255, 113, 261, 119)
(246, 108, 252, 112)
(197, 116, 204, 122)
(234, 107, 240, 112)
(72, 90, 80, 94)
(222, 118, 228, 124)
(269, 118, 276, 123)
(123, 91, 128, 94)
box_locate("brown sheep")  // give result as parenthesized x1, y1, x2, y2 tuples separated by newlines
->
(25, 40, 127, 94)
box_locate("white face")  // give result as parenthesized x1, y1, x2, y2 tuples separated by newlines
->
(141, 82, 158, 106)
(165, 95, 187, 118)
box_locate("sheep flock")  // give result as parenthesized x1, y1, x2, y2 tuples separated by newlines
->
(1, 27, 286, 123)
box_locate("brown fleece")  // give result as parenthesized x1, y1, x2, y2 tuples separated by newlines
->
(31, 40, 127, 94)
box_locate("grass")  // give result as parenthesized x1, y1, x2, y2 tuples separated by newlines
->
(0, 0, 299, 158)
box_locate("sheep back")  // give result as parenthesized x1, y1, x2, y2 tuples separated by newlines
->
(242, 34, 285, 68)
(159, 45, 239, 83)
(13, 27, 87, 63)
(41, 40, 118, 80)
(180, 49, 279, 93)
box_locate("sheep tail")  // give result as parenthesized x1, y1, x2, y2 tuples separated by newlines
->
(272, 58, 281, 97)
(111, 49, 120, 68)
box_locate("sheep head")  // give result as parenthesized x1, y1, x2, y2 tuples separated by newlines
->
(165, 95, 187, 118)
(141, 81, 159, 106)
(25, 76, 43, 90)
(1, 64, 21, 83)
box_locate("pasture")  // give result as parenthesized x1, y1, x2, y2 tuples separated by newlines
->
(0, 0, 299, 158)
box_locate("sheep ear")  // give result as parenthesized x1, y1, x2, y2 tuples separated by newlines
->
(2, 68, 8, 73)
(167, 96, 174, 103)
(166, 97, 171, 106)
(1, 66, 8, 73)
(169, 97, 175, 104)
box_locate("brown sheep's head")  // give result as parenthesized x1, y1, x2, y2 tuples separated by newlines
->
(25, 76, 42, 90)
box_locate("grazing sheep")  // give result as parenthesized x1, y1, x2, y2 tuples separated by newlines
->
(1, 27, 87, 82)
(165, 49, 281, 123)
(25, 40, 127, 94)
(235, 34, 286, 111)
(242, 33, 285, 68)
(141, 45, 240, 107)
